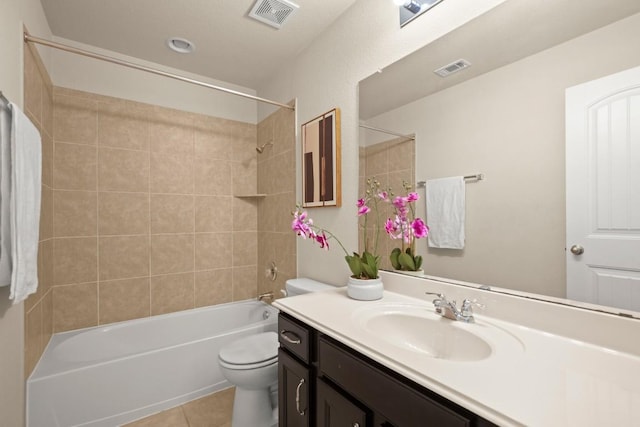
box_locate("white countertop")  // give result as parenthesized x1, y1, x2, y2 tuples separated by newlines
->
(273, 286, 640, 426)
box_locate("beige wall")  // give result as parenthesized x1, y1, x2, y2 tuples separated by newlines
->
(49, 87, 259, 332)
(256, 106, 297, 297)
(365, 12, 640, 296)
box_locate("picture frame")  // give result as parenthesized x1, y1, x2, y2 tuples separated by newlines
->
(301, 108, 341, 207)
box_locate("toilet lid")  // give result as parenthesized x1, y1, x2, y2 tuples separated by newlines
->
(218, 331, 278, 365)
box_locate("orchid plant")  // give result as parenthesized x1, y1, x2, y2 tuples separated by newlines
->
(383, 181, 429, 272)
(292, 178, 385, 280)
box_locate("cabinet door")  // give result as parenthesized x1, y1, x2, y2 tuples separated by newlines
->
(317, 379, 368, 427)
(279, 348, 311, 427)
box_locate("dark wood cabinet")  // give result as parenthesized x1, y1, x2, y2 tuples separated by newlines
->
(279, 348, 311, 427)
(278, 312, 497, 427)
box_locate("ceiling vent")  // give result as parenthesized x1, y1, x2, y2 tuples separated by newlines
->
(248, 0, 299, 29)
(434, 59, 471, 77)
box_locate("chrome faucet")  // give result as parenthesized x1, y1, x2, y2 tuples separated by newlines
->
(425, 292, 484, 323)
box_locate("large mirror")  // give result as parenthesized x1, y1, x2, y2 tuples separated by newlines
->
(359, 0, 640, 316)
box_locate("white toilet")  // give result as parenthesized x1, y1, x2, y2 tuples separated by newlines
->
(218, 278, 333, 427)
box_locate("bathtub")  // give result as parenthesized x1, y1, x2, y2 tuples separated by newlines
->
(27, 300, 278, 427)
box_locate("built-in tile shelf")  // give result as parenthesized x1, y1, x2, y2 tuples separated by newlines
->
(234, 194, 267, 198)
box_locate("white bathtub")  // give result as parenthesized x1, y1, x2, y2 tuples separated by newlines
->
(27, 300, 278, 427)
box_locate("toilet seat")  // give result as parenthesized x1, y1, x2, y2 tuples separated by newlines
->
(219, 331, 278, 370)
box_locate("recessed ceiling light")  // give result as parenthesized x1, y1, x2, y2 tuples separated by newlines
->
(167, 37, 195, 54)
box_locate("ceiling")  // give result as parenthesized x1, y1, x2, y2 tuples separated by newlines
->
(360, 0, 640, 119)
(39, 0, 358, 89)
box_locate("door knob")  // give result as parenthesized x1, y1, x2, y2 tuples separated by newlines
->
(570, 244, 584, 255)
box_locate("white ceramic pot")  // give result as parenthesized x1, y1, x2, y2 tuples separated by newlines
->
(347, 276, 383, 301)
(399, 269, 424, 277)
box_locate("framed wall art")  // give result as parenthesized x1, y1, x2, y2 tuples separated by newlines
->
(301, 108, 341, 207)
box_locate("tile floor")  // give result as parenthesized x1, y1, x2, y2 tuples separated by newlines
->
(123, 387, 234, 427)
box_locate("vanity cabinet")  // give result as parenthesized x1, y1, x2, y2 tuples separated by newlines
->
(278, 312, 497, 427)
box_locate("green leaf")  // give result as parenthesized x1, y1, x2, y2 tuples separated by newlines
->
(390, 248, 401, 269)
(398, 252, 416, 271)
(361, 263, 376, 279)
(345, 255, 362, 277)
(414, 255, 423, 270)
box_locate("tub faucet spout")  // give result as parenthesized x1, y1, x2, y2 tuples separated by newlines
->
(258, 292, 274, 303)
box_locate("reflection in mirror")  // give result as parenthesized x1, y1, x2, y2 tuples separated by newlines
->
(359, 0, 640, 317)
(394, 0, 445, 28)
(358, 125, 415, 271)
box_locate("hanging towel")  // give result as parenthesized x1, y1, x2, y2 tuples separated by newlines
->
(0, 99, 12, 286)
(7, 103, 41, 303)
(426, 176, 465, 249)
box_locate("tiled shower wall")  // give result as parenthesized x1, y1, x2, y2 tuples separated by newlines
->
(359, 137, 415, 271)
(22, 43, 297, 378)
(23, 41, 55, 377)
(257, 106, 297, 298)
(49, 88, 260, 332)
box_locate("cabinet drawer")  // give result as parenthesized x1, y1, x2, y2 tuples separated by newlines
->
(279, 313, 311, 363)
(317, 379, 368, 427)
(319, 337, 472, 427)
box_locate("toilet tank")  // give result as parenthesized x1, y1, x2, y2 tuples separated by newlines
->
(285, 278, 334, 297)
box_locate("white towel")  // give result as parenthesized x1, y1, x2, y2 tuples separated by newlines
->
(426, 176, 465, 249)
(0, 100, 12, 286)
(7, 103, 41, 303)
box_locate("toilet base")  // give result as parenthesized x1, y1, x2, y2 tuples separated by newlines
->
(231, 386, 276, 427)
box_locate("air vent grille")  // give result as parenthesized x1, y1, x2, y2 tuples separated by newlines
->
(434, 59, 471, 77)
(248, 0, 299, 29)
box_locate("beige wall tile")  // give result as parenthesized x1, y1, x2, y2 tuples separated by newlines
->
(148, 119, 194, 155)
(232, 198, 257, 232)
(195, 233, 232, 271)
(151, 234, 194, 275)
(53, 190, 97, 237)
(194, 269, 233, 307)
(150, 152, 194, 194)
(53, 282, 98, 332)
(53, 237, 97, 285)
(42, 83, 54, 138)
(25, 304, 43, 377)
(232, 122, 257, 163)
(53, 142, 97, 191)
(150, 273, 194, 315)
(194, 116, 233, 160)
(24, 46, 42, 125)
(54, 93, 97, 144)
(39, 185, 53, 240)
(195, 196, 233, 233)
(99, 235, 150, 280)
(42, 133, 53, 187)
(194, 158, 231, 195)
(98, 147, 149, 192)
(233, 231, 257, 267)
(99, 278, 150, 324)
(232, 266, 257, 301)
(98, 101, 149, 151)
(231, 160, 256, 195)
(42, 290, 53, 349)
(99, 192, 149, 235)
(272, 108, 295, 156)
(182, 388, 235, 427)
(150, 194, 194, 234)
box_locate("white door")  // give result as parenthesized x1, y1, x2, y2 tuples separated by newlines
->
(566, 66, 640, 313)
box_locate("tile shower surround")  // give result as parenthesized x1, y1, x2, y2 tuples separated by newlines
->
(23, 40, 297, 378)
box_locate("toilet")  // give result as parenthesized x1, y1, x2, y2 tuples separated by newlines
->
(218, 278, 333, 427)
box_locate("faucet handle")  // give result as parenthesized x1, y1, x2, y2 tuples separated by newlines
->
(425, 291, 444, 299)
(461, 299, 485, 316)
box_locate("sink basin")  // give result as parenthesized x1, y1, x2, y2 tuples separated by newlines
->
(354, 304, 493, 362)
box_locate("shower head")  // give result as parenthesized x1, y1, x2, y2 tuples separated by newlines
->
(256, 141, 273, 153)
